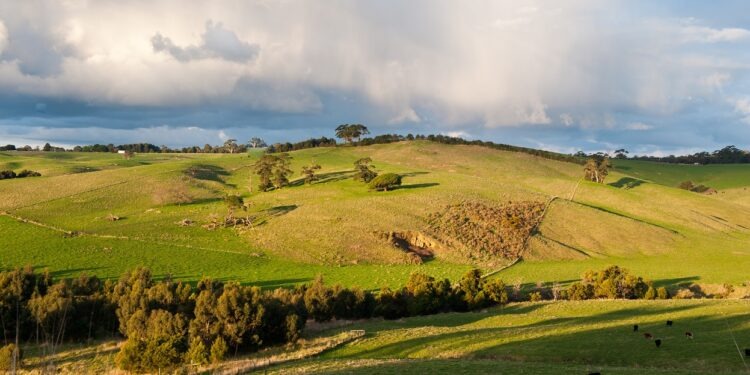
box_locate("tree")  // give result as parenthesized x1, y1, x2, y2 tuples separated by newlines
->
(247, 137, 267, 149)
(42, 143, 52, 152)
(583, 157, 611, 183)
(252, 154, 295, 191)
(272, 153, 293, 189)
(614, 148, 629, 159)
(353, 157, 377, 183)
(301, 163, 322, 184)
(223, 139, 238, 154)
(335, 124, 370, 143)
(368, 173, 402, 191)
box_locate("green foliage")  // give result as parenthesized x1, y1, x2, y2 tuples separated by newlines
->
(304, 275, 335, 322)
(301, 162, 322, 184)
(644, 285, 657, 300)
(335, 124, 370, 143)
(210, 337, 228, 364)
(186, 337, 209, 365)
(368, 173, 402, 191)
(353, 157, 377, 183)
(566, 282, 593, 301)
(0, 344, 21, 371)
(657, 286, 670, 300)
(529, 291, 543, 302)
(584, 156, 612, 183)
(252, 153, 293, 191)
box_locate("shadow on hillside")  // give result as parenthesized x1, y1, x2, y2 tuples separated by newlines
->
(2, 161, 21, 169)
(400, 171, 430, 177)
(48, 267, 110, 279)
(68, 165, 101, 174)
(185, 164, 233, 186)
(609, 177, 646, 189)
(571, 201, 680, 235)
(321, 302, 731, 370)
(395, 182, 440, 190)
(289, 170, 355, 187)
(245, 277, 313, 289)
(252, 205, 298, 226)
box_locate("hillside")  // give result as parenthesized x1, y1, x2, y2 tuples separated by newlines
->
(2, 142, 750, 289)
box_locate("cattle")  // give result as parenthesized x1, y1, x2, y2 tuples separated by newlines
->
(745, 348, 750, 357)
(655, 339, 662, 348)
(666, 320, 673, 326)
(644, 333, 653, 339)
(588, 372, 601, 375)
(685, 332, 693, 339)
(633, 324, 639, 332)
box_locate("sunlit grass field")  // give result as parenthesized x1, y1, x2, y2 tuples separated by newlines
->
(2, 141, 750, 289)
(274, 299, 750, 374)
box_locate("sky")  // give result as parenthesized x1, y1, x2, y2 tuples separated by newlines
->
(0, 1, 749, 155)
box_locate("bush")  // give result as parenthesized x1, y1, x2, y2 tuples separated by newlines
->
(657, 287, 670, 300)
(368, 173, 402, 191)
(567, 282, 593, 300)
(529, 291, 543, 302)
(644, 286, 656, 300)
(210, 337, 228, 364)
(16, 170, 41, 178)
(0, 344, 21, 371)
(0, 170, 16, 180)
(185, 337, 209, 365)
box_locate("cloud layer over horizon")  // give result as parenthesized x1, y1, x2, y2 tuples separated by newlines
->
(0, 0, 749, 155)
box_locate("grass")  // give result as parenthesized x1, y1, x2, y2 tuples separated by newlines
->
(1, 142, 750, 289)
(272, 299, 750, 374)
(613, 159, 750, 190)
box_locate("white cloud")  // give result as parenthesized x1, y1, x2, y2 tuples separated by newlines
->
(732, 97, 750, 124)
(680, 26, 750, 43)
(0, 20, 7, 53)
(388, 108, 421, 124)
(625, 122, 654, 131)
(0, 1, 746, 131)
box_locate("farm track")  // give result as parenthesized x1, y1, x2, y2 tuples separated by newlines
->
(0, 211, 251, 256)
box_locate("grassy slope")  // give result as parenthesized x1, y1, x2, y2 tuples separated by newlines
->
(1, 142, 750, 288)
(274, 300, 750, 374)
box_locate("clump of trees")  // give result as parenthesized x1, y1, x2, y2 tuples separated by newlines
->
(335, 124, 370, 144)
(0, 264, 677, 372)
(353, 157, 377, 183)
(583, 156, 611, 183)
(0, 170, 41, 180)
(368, 173, 402, 191)
(631, 145, 750, 164)
(265, 137, 336, 153)
(252, 153, 293, 191)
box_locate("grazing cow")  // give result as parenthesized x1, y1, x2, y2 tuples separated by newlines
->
(666, 320, 673, 326)
(685, 332, 693, 339)
(588, 373, 601, 375)
(633, 324, 639, 332)
(655, 339, 662, 348)
(745, 348, 750, 357)
(644, 333, 653, 339)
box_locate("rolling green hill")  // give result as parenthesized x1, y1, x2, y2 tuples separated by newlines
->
(2, 141, 750, 289)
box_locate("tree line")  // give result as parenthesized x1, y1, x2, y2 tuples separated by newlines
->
(1, 265, 667, 372)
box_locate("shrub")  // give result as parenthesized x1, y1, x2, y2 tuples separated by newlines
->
(185, 337, 209, 365)
(0, 170, 16, 179)
(353, 157, 377, 183)
(567, 282, 593, 300)
(644, 286, 656, 300)
(0, 344, 21, 371)
(529, 291, 543, 302)
(657, 287, 670, 300)
(16, 170, 41, 178)
(368, 173, 402, 191)
(210, 337, 228, 364)
(483, 279, 508, 306)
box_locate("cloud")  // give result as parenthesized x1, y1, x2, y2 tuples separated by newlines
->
(0, 21, 7, 53)
(680, 26, 750, 43)
(732, 97, 750, 124)
(625, 122, 654, 131)
(388, 108, 420, 124)
(152, 21, 260, 63)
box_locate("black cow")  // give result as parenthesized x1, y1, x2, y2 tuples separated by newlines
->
(644, 333, 653, 339)
(633, 324, 639, 332)
(655, 339, 662, 348)
(745, 348, 750, 357)
(685, 332, 693, 339)
(666, 320, 673, 326)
